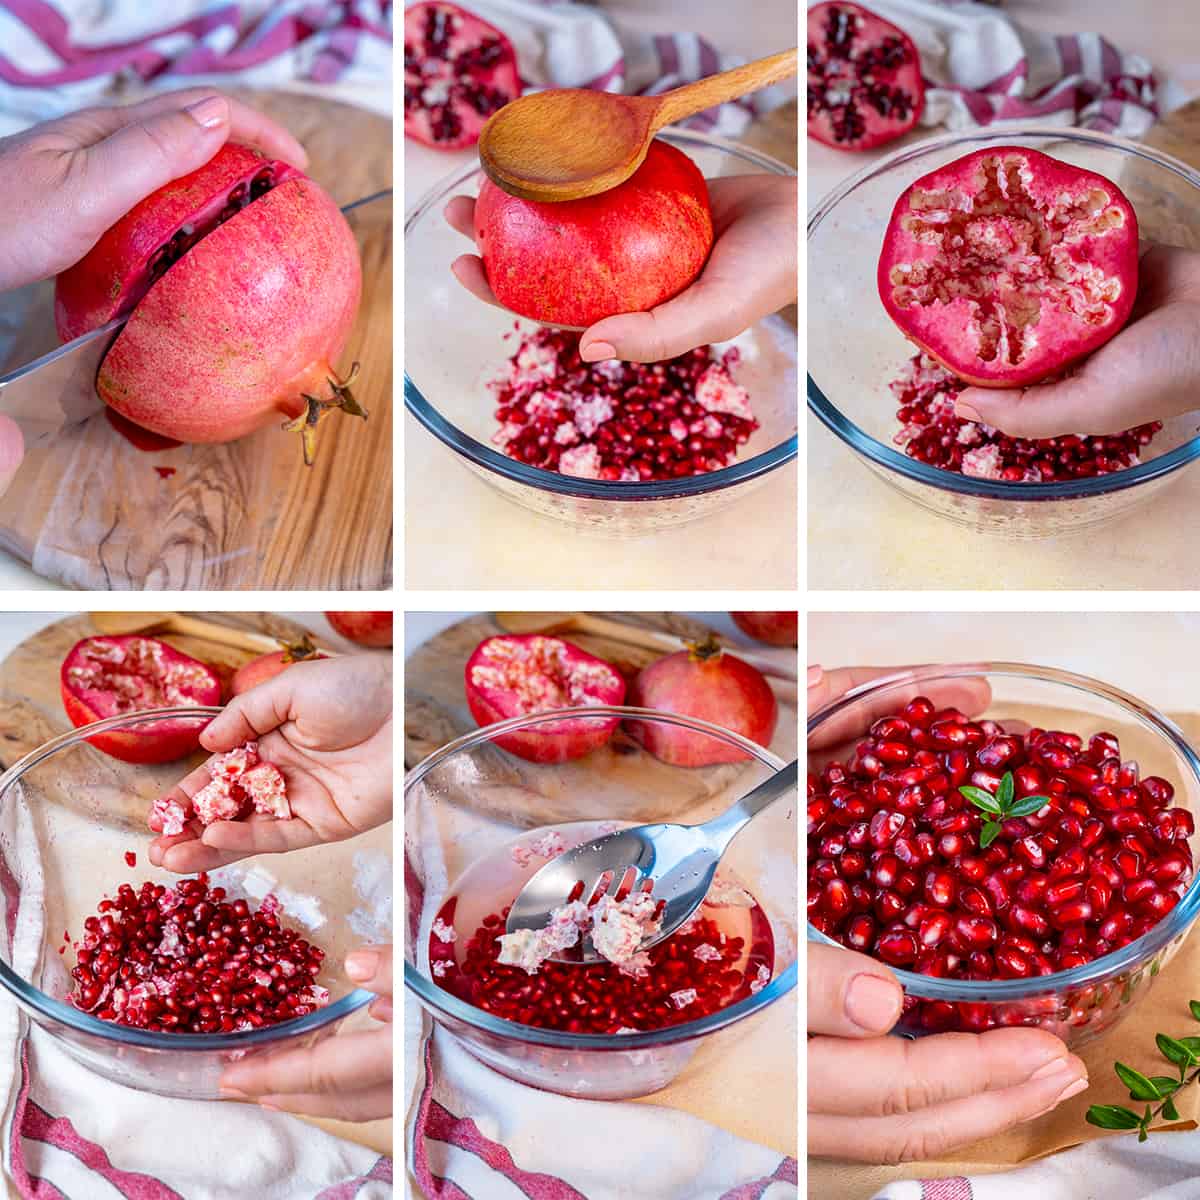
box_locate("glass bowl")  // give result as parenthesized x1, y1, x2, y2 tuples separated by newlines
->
(0, 708, 389, 1098)
(405, 130, 798, 537)
(808, 127, 1200, 539)
(404, 707, 797, 1099)
(807, 663, 1200, 1049)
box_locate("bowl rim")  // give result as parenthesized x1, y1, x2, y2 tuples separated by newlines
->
(404, 128, 798, 502)
(0, 707, 378, 1051)
(807, 661, 1200, 999)
(403, 704, 798, 1049)
(807, 125, 1200, 501)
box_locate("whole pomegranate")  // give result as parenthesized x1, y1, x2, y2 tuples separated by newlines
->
(474, 139, 714, 328)
(730, 612, 798, 647)
(326, 611, 393, 647)
(878, 147, 1140, 388)
(404, 2, 522, 150)
(627, 637, 778, 767)
(61, 635, 221, 764)
(55, 143, 364, 463)
(231, 635, 328, 696)
(464, 634, 626, 763)
(807, 2, 925, 152)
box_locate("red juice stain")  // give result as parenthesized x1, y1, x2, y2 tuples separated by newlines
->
(105, 408, 182, 452)
(154, 466, 176, 479)
(124, 851, 136, 868)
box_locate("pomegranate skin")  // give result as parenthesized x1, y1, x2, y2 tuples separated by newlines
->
(465, 634, 626, 763)
(627, 639, 778, 767)
(730, 612, 798, 647)
(326, 611, 393, 647)
(878, 147, 1140, 388)
(60, 635, 221, 764)
(96, 176, 361, 444)
(474, 139, 714, 328)
(231, 642, 328, 695)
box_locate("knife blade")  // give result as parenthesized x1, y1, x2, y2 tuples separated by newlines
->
(0, 188, 392, 446)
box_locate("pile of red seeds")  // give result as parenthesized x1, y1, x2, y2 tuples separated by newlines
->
(431, 898, 770, 1034)
(809, 697, 1195, 997)
(68, 872, 328, 1033)
(891, 354, 1161, 482)
(489, 328, 758, 482)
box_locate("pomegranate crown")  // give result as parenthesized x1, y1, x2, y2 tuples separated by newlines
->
(684, 634, 725, 663)
(282, 363, 367, 466)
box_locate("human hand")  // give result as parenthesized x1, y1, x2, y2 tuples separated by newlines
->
(953, 245, 1200, 438)
(0, 88, 307, 293)
(149, 654, 392, 873)
(221, 943, 393, 1121)
(445, 173, 797, 362)
(808, 942, 1087, 1162)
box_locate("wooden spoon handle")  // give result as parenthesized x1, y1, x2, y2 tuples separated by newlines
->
(650, 48, 799, 131)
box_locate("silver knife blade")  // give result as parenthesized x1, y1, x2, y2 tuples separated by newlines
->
(0, 188, 392, 446)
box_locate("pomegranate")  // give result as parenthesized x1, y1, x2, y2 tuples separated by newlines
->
(231, 635, 328, 696)
(403, 2, 521, 150)
(730, 612, 798, 647)
(808, 696, 1196, 1036)
(475, 139, 714, 328)
(60, 636, 221, 765)
(878, 148, 1140, 387)
(626, 637, 778, 767)
(464, 634, 626, 763)
(891, 354, 1161, 481)
(68, 872, 328, 1033)
(807, 2, 925, 152)
(55, 143, 364, 464)
(490, 328, 757, 481)
(326, 611, 393, 647)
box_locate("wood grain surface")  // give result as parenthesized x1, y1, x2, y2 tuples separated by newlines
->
(0, 90, 392, 590)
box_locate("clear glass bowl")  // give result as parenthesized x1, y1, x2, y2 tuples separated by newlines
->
(405, 130, 797, 537)
(0, 708, 386, 1098)
(807, 663, 1200, 1049)
(404, 707, 797, 1099)
(808, 128, 1200, 538)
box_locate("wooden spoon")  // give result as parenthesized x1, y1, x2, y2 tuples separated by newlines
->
(89, 612, 286, 655)
(478, 48, 799, 202)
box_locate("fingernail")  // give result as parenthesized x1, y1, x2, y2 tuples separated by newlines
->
(580, 341, 616, 362)
(1055, 1077, 1089, 1104)
(955, 400, 984, 423)
(1028, 1056, 1072, 1082)
(346, 949, 380, 981)
(807, 665, 823, 688)
(845, 972, 901, 1033)
(219, 1087, 249, 1100)
(186, 96, 227, 128)
(258, 1101, 281, 1112)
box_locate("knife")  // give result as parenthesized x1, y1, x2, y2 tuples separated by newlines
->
(0, 187, 392, 447)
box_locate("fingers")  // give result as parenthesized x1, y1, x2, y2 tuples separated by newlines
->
(253, 1084, 393, 1122)
(450, 253, 500, 307)
(444, 195, 476, 240)
(954, 377, 1112, 441)
(808, 1026, 1079, 1116)
(807, 943, 902, 1037)
(0, 416, 25, 496)
(221, 1026, 389, 1102)
(200, 680, 295, 751)
(346, 944, 393, 1000)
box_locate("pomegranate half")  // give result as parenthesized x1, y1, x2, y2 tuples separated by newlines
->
(61, 635, 222, 764)
(878, 147, 1140, 388)
(474, 138, 714, 329)
(55, 143, 364, 463)
(464, 634, 626, 763)
(231, 635, 328, 696)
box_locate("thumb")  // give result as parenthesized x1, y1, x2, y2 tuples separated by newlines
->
(80, 94, 231, 228)
(953, 375, 1113, 441)
(0, 416, 25, 497)
(346, 944, 393, 997)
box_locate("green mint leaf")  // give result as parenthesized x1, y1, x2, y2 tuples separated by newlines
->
(1163, 1098, 1181, 1122)
(1180, 1036, 1200, 1057)
(979, 820, 1002, 849)
(1008, 794, 1050, 818)
(996, 771, 1014, 808)
(1116, 1063, 1162, 1101)
(1157, 1034, 1197, 1069)
(959, 785, 1002, 814)
(1190, 1000, 1200, 1023)
(1149, 1076, 1181, 1095)
(1085, 1104, 1141, 1130)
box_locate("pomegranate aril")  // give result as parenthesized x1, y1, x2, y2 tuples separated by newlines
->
(876, 929, 919, 965)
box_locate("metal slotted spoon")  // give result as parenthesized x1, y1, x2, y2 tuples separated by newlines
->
(505, 760, 798, 963)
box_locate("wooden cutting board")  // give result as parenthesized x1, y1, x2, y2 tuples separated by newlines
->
(0, 91, 392, 590)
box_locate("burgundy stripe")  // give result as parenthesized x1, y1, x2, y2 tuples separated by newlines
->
(975, 57, 1027, 96)
(1098, 37, 1122, 84)
(697, 37, 720, 81)
(1056, 34, 1083, 79)
(580, 58, 626, 92)
(717, 1155, 799, 1200)
(654, 34, 680, 80)
(921, 1178, 974, 1199)
(313, 1154, 395, 1199)
(0, 829, 23, 945)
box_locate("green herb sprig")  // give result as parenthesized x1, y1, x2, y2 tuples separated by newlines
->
(958, 770, 1049, 849)
(1086, 1002, 1200, 1141)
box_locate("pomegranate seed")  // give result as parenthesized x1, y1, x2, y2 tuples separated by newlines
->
(876, 929, 919, 965)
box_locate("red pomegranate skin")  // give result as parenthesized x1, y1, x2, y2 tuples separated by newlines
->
(730, 612, 798, 647)
(465, 634, 626, 763)
(627, 640, 778, 767)
(326, 611, 393, 648)
(61, 635, 221, 764)
(95, 176, 361, 444)
(231, 645, 328, 696)
(878, 147, 1140, 388)
(474, 139, 714, 328)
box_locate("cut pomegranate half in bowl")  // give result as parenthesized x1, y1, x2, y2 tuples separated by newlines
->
(807, 662, 1200, 1050)
(808, 127, 1200, 539)
(0, 708, 390, 1099)
(404, 129, 797, 536)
